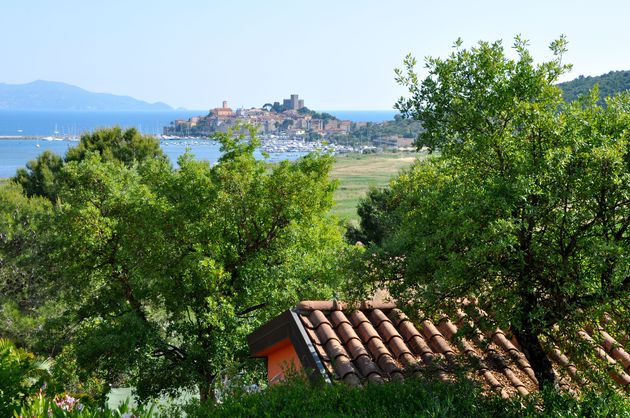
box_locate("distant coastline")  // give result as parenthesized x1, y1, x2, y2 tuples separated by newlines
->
(0, 136, 78, 141)
(0, 80, 172, 111)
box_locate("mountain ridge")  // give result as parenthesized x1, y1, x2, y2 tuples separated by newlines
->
(0, 80, 172, 111)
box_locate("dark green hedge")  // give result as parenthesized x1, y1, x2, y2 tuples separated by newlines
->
(182, 377, 629, 418)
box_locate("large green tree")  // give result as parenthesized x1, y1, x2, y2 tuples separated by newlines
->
(359, 37, 629, 389)
(3, 127, 165, 353)
(38, 127, 346, 402)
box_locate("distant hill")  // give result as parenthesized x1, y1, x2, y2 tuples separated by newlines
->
(0, 80, 172, 111)
(558, 70, 630, 103)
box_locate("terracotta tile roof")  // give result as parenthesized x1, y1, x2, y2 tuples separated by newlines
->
(288, 300, 629, 396)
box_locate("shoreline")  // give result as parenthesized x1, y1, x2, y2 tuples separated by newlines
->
(0, 135, 78, 141)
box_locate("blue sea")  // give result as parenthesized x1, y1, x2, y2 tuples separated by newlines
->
(0, 109, 397, 137)
(324, 110, 398, 122)
(0, 110, 205, 137)
(0, 110, 397, 178)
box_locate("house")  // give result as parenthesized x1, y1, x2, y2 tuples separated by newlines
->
(248, 300, 630, 397)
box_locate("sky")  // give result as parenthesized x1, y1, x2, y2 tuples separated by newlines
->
(1, 0, 630, 110)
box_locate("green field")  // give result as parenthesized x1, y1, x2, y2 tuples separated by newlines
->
(330, 152, 419, 220)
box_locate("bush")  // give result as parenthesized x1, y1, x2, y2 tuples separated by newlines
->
(186, 377, 488, 417)
(182, 377, 629, 418)
(0, 339, 51, 417)
(14, 392, 156, 418)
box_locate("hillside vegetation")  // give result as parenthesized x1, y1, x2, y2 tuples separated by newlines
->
(559, 70, 630, 102)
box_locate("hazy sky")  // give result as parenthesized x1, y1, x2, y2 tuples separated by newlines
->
(2, 0, 629, 110)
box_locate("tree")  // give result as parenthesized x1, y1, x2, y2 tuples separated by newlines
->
(0, 182, 55, 350)
(271, 102, 285, 113)
(64, 126, 164, 165)
(280, 119, 294, 131)
(345, 187, 399, 246)
(14, 127, 164, 201)
(39, 127, 346, 402)
(360, 37, 630, 389)
(4, 127, 166, 356)
(14, 151, 63, 201)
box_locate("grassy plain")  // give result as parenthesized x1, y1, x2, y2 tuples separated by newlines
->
(329, 152, 419, 220)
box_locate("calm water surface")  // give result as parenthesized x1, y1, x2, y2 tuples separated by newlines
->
(0, 110, 204, 137)
(0, 139, 305, 179)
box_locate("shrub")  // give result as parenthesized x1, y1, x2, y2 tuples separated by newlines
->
(0, 339, 51, 417)
(14, 392, 156, 418)
(181, 377, 629, 418)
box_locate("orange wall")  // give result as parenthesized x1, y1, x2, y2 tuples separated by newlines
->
(265, 338, 302, 385)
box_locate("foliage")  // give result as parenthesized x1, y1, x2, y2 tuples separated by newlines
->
(345, 187, 400, 245)
(297, 106, 338, 121)
(0, 182, 56, 349)
(14, 151, 63, 201)
(0, 180, 109, 405)
(30, 126, 347, 403)
(0, 339, 52, 417)
(180, 375, 630, 417)
(14, 392, 156, 418)
(559, 70, 630, 104)
(64, 126, 164, 166)
(351, 116, 422, 140)
(328, 117, 423, 147)
(3, 128, 164, 362)
(13, 127, 163, 201)
(3, 127, 167, 367)
(352, 37, 630, 389)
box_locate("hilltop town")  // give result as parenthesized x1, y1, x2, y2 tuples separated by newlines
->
(163, 94, 358, 138)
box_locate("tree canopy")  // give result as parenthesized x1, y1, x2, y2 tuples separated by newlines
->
(0, 182, 54, 349)
(4, 126, 347, 403)
(14, 127, 164, 201)
(354, 37, 630, 390)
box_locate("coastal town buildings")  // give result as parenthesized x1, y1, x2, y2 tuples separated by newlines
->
(163, 95, 351, 137)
